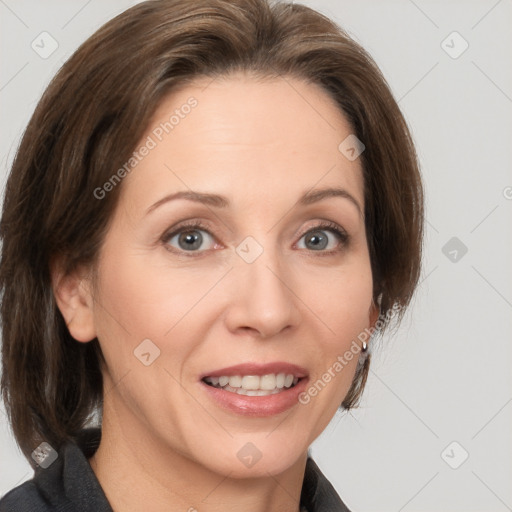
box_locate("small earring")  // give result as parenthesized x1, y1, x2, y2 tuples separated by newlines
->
(361, 341, 368, 352)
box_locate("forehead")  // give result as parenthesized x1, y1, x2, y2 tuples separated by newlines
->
(119, 73, 364, 214)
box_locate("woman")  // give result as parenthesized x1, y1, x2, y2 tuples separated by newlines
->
(0, 0, 423, 510)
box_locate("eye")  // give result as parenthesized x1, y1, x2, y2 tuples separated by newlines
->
(296, 221, 349, 253)
(162, 220, 217, 254)
(161, 219, 349, 256)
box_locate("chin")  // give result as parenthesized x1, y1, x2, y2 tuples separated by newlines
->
(188, 435, 308, 479)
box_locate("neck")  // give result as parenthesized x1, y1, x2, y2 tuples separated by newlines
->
(88, 395, 308, 512)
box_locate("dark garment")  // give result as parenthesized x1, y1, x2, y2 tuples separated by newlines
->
(0, 428, 352, 511)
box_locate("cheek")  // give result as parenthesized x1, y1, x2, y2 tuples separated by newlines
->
(305, 260, 373, 391)
(92, 243, 223, 367)
(312, 257, 374, 338)
(302, 266, 373, 422)
(333, 273, 373, 337)
(94, 258, 169, 342)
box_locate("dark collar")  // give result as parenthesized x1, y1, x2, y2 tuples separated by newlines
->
(1, 428, 352, 512)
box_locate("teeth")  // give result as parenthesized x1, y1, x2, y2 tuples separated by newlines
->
(241, 375, 260, 390)
(228, 375, 242, 388)
(260, 374, 276, 390)
(204, 373, 299, 393)
(224, 385, 282, 396)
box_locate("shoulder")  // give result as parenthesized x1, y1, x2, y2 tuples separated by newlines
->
(0, 428, 107, 512)
(302, 456, 354, 512)
(0, 479, 51, 511)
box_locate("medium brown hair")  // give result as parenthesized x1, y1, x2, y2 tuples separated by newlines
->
(0, 0, 423, 464)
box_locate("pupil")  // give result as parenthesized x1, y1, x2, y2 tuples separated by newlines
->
(179, 231, 202, 250)
(307, 231, 327, 250)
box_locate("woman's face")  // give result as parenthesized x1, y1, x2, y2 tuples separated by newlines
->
(87, 72, 378, 477)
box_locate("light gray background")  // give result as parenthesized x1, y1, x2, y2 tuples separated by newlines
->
(1, 1, 511, 511)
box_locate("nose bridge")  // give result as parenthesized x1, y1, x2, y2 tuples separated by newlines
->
(230, 233, 299, 337)
(237, 233, 288, 299)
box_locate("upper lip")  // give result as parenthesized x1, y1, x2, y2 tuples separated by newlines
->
(200, 362, 308, 379)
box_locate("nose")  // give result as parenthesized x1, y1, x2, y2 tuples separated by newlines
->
(224, 244, 301, 339)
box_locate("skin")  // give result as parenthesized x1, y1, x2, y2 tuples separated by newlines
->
(53, 71, 379, 512)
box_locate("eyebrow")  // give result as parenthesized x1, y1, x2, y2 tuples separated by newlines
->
(145, 186, 363, 217)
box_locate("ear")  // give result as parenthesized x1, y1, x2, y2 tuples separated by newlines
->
(51, 259, 97, 343)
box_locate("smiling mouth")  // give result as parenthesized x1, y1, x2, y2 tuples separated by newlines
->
(202, 373, 302, 396)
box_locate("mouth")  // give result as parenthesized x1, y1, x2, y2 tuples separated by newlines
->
(199, 362, 309, 416)
(202, 373, 303, 396)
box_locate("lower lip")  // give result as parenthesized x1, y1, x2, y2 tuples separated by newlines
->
(200, 378, 309, 417)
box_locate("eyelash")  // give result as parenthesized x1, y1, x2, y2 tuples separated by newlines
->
(160, 220, 350, 257)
